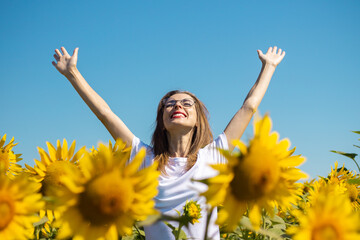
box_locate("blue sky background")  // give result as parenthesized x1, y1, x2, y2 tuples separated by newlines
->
(1, 0, 359, 179)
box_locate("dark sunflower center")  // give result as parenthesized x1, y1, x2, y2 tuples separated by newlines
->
(347, 184, 358, 202)
(188, 203, 200, 219)
(78, 171, 134, 225)
(312, 224, 340, 240)
(0, 194, 15, 230)
(230, 149, 280, 201)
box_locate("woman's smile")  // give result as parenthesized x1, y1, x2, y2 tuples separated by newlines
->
(171, 111, 187, 119)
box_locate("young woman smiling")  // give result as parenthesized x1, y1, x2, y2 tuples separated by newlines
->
(52, 46, 285, 240)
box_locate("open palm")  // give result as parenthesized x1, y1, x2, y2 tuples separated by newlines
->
(52, 47, 79, 76)
(257, 46, 285, 67)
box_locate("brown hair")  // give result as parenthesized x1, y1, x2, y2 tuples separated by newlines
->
(151, 90, 213, 174)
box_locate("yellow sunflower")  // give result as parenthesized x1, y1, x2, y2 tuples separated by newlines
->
(183, 200, 202, 225)
(25, 139, 85, 200)
(25, 139, 85, 238)
(306, 162, 360, 211)
(0, 134, 23, 178)
(202, 114, 307, 230)
(329, 161, 360, 209)
(288, 185, 360, 240)
(0, 174, 44, 240)
(299, 178, 346, 221)
(54, 139, 160, 240)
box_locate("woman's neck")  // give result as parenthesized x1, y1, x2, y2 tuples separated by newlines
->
(167, 129, 194, 157)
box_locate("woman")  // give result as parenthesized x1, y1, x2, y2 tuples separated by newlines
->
(52, 46, 285, 239)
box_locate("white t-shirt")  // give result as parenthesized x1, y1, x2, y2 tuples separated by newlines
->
(130, 133, 228, 240)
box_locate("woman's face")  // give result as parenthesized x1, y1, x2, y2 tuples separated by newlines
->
(162, 93, 197, 133)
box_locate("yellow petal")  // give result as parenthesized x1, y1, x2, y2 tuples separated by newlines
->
(249, 204, 261, 230)
(46, 142, 57, 161)
(124, 148, 146, 177)
(231, 139, 248, 154)
(62, 139, 69, 160)
(279, 155, 306, 168)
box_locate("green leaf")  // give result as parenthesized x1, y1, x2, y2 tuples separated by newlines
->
(268, 227, 285, 236)
(239, 216, 283, 240)
(165, 222, 187, 240)
(348, 178, 360, 185)
(330, 150, 357, 160)
(352, 131, 360, 135)
(233, 225, 242, 235)
(354, 145, 360, 149)
(239, 216, 252, 228)
(33, 216, 48, 227)
(270, 215, 285, 225)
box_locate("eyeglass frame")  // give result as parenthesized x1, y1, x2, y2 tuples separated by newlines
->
(162, 98, 196, 108)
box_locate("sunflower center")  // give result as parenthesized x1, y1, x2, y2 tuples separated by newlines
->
(312, 224, 340, 240)
(41, 161, 77, 196)
(0, 150, 10, 171)
(230, 145, 280, 201)
(0, 193, 15, 230)
(78, 171, 134, 225)
(188, 204, 199, 217)
(347, 184, 358, 202)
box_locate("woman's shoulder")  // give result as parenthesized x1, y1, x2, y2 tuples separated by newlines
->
(201, 132, 229, 152)
(130, 135, 155, 168)
(197, 132, 229, 165)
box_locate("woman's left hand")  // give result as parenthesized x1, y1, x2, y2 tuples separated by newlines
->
(257, 46, 285, 67)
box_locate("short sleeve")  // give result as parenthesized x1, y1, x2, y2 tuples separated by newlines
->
(130, 136, 154, 169)
(198, 132, 229, 165)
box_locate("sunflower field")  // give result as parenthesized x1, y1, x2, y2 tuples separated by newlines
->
(1, 115, 360, 240)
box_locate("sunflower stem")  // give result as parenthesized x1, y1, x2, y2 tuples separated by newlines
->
(244, 229, 249, 240)
(176, 222, 183, 240)
(134, 224, 145, 240)
(203, 207, 213, 240)
(351, 157, 360, 173)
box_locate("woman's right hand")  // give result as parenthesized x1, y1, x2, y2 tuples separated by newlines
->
(52, 47, 79, 76)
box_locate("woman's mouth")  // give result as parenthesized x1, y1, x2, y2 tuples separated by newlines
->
(171, 111, 187, 119)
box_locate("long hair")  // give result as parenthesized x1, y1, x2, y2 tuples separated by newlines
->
(151, 90, 213, 174)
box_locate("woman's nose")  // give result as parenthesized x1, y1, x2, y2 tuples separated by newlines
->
(174, 102, 183, 109)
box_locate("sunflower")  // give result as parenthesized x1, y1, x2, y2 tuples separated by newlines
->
(0, 134, 23, 178)
(288, 185, 360, 240)
(183, 200, 202, 225)
(54, 139, 160, 240)
(25, 139, 85, 201)
(0, 174, 44, 240)
(328, 161, 360, 209)
(24, 139, 85, 239)
(202, 114, 307, 230)
(306, 162, 360, 211)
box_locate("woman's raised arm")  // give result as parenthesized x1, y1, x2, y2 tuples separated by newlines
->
(224, 46, 285, 151)
(52, 47, 134, 145)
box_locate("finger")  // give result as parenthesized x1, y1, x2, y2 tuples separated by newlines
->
(267, 47, 272, 54)
(55, 49, 62, 57)
(73, 47, 79, 57)
(53, 54, 60, 61)
(257, 49, 264, 57)
(272, 46, 277, 53)
(61, 47, 69, 56)
(278, 48, 282, 55)
(52, 61, 58, 68)
(281, 51, 286, 58)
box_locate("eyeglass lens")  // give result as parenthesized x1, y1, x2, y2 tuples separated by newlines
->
(165, 99, 194, 107)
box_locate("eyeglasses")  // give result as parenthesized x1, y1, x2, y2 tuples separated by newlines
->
(163, 98, 196, 108)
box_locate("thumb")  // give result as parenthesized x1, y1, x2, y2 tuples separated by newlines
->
(73, 47, 79, 57)
(257, 49, 264, 57)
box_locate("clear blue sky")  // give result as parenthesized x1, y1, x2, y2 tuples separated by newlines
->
(1, 1, 359, 179)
